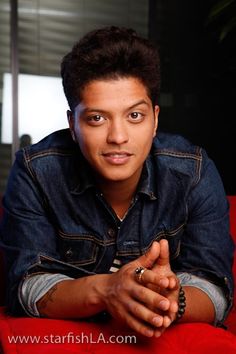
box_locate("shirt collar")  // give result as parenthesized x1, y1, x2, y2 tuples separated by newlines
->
(137, 155, 157, 200)
(69, 152, 96, 195)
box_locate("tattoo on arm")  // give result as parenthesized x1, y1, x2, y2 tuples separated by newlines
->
(37, 284, 58, 317)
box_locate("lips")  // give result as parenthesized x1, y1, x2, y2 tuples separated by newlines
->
(101, 151, 133, 165)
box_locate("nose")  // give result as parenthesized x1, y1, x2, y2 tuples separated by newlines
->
(106, 119, 129, 145)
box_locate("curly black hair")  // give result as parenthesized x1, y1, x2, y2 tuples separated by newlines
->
(61, 26, 161, 111)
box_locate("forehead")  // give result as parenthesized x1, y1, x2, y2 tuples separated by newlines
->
(79, 77, 151, 107)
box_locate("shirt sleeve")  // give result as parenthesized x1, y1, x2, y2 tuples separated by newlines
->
(19, 273, 74, 317)
(172, 149, 234, 322)
(177, 272, 227, 325)
(0, 148, 95, 316)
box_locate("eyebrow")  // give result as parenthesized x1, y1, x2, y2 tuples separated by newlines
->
(82, 99, 150, 114)
(127, 99, 150, 111)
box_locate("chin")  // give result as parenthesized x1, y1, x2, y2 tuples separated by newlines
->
(100, 172, 132, 183)
(105, 175, 129, 182)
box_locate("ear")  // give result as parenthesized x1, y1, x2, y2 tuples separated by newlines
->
(153, 105, 159, 137)
(67, 110, 76, 142)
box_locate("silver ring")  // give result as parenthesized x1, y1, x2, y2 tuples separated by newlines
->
(134, 266, 147, 283)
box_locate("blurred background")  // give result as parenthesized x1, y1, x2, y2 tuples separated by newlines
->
(0, 0, 235, 197)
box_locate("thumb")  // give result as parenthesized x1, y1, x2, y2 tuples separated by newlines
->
(152, 238, 170, 272)
(137, 241, 160, 269)
(156, 239, 170, 266)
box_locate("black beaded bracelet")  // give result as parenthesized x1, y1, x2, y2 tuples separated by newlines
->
(176, 286, 186, 321)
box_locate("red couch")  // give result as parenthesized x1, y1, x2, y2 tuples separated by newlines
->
(0, 197, 236, 354)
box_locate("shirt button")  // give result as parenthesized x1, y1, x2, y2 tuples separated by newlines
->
(224, 277, 229, 285)
(65, 248, 73, 259)
(150, 192, 156, 200)
(107, 228, 116, 238)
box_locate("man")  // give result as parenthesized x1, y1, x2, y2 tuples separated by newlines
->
(0, 26, 234, 338)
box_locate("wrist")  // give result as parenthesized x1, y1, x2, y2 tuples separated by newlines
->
(89, 274, 110, 310)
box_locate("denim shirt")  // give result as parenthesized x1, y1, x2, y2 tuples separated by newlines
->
(0, 129, 234, 322)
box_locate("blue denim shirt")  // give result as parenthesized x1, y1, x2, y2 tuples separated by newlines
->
(0, 129, 234, 322)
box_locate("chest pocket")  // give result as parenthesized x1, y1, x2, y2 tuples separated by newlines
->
(165, 223, 185, 259)
(155, 223, 185, 260)
(58, 231, 101, 271)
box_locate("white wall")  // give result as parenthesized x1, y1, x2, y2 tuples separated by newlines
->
(1, 73, 69, 144)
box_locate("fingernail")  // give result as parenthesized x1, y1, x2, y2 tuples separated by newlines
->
(154, 331, 161, 338)
(145, 329, 154, 337)
(152, 316, 162, 326)
(164, 316, 172, 327)
(159, 278, 168, 287)
(159, 300, 169, 310)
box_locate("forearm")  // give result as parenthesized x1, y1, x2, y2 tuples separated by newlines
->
(176, 272, 228, 324)
(180, 286, 215, 323)
(37, 274, 109, 319)
(34, 277, 215, 323)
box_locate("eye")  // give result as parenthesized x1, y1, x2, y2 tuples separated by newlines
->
(129, 112, 144, 122)
(86, 115, 105, 125)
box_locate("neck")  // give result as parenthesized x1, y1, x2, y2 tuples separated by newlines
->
(96, 174, 141, 219)
(101, 180, 136, 203)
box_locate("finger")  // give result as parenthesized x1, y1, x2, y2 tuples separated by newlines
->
(163, 315, 172, 328)
(161, 299, 178, 328)
(158, 275, 178, 289)
(154, 326, 166, 338)
(157, 277, 170, 288)
(169, 298, 179, 313)
(131, 283, 170, 311)
(124, 311, 155, 337)
(127, 299, 164, 328)
(163, 310, 177, 327)
(135, 268, 169, 289)
(136, 241, 161, 269)
(123, 312, 163, 337)
(168, 275, 179, 289)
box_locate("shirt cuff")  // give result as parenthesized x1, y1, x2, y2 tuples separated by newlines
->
(19, 273, 74, 317)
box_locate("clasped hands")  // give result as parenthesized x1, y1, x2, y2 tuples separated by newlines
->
(104, 239, 180, 338)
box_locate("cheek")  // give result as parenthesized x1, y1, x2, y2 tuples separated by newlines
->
(137, 128, 155, 155)
(76, 133, 100, 160)
(137, 125, 155, 143)
(78, 138, 92, 154)
(79, 128, 106, 150)
(74, 127, 90, 149)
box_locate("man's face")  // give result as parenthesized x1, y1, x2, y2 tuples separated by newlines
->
(68, 77, 159, 185)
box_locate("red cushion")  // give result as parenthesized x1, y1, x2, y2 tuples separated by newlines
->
(228, 196, 236, 239)
(0, 307, 236, 354)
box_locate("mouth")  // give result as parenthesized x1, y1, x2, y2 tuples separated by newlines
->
(101, 151, 133, 165)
